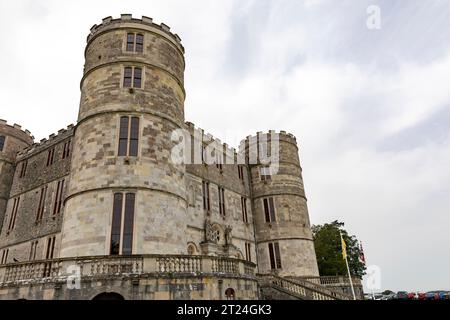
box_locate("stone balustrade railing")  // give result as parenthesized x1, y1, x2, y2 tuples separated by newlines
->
(259, 274, 353, 300)
(298, 275, 362, 286)
(0, 255, 256, 285)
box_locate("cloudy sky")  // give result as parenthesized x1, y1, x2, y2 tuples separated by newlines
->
(1, 0, 450, 292)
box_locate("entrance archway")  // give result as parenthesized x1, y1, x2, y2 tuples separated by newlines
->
(92, 292, 125, 300)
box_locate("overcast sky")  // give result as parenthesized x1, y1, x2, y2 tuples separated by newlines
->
(1, 0, 450, 292)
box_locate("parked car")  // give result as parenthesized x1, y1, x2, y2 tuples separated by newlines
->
(425, 291, 440, 300)
(396, 291, 409, 300)
(407, 292, 416, 300)
(417, 292, 426, 300)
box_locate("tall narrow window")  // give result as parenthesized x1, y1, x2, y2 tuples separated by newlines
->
(245, 242, 251, 262)
(241, 197, 248, 223)
(62, 140, 71, 159)
(46, 148, 55, 166)
(7, 197, 20, 231)
(1, 249, 8, 264)
(135, 34, 144, 52)
(45, 236, 56, 259)
(29, 241, 38, 261)
(218, 187, 226, 217)
(36, 185, 48, 222)
(19, 160, 28, 178)
(126, 32, 144, 52)
(118, 116, 140, 157)
(268, 242, 282, 270)
(122, 193, 135, 255)
(238, 165, 244, 180)
(260, 166, 272, 181)
(263, 197, 276, 223)
(126, 33, 135, 51)
(123, 67, 133, 87)
(202, 181, 210, 212)
(0, 135, 5, 151)
(53, 179, 65, 216)
(43, 236, 56, 276)
(110, 193, 123, 255)
(123, 67, 143, 88)
(110, 192, 136, 255)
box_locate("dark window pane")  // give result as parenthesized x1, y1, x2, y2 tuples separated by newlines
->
(274, 242, 282, 269)
(129, 117, 139, 156)
(118, 117, 129, 156)
(133, 68, 142, 88)
(0, 136, 5, 151)
(126, 33, 135, 51)
(110, 193, 123, 255)
(269, 198, 276, 222)
(122, 193, 135, 255)
(263, 199, 270, 222)
(136, 34, 144, 44)
(136, 43, 143, 52)
(124, 67, 132, 87)
(268, 243, 276, 270)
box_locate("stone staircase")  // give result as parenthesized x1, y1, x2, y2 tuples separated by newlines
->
(258, 274, 355, 300)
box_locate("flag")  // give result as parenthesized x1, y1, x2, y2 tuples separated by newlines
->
(359, 242, 366, 265)
(340, 233, 347, 260)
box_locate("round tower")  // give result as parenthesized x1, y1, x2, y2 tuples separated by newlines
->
(246, 131, 319, 277)
(60, 15, 187, 257)
(0, 120, 34, 230)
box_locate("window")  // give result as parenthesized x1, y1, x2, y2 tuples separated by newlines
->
(45, 236, 56, 259)
(1, 249, 8, 264)
(62, 140, 71, 159)
(260, 166, 272, 181)
(268, 242, 282, 270)
(36, 185, 48, 222)
(118, 116, 140, 156)
(123, 66, 142, 88)
(216, 152, 223, 171)
(201, 146, 207, 164)
(0, 135, 5, 151)
(202, 181, 210, 212)
(110, 192, 136, 255)
(238, 165, 244, 180)
(43, 236, 56, 277)
(46, 148, 55, 166)
(245, 242, 251, 262)
(218, 187, 226, 217)
(7, 197, 20, 232)
(53, 179, 65, 216)
(126, 33, 144, 52)
(263, 197, 276, 223)
(19, 160, 28, 178)
(241, 197, 248, 223)
(29, 241, 38, 261)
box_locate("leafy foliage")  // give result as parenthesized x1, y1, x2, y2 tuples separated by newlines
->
(312, 220, 366, 277)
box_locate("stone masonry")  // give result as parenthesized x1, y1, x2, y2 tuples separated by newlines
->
(0, 15, 322, 300)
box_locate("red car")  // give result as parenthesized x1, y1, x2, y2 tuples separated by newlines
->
(407, 292, 416, 300)
(417, 293, 426, 300)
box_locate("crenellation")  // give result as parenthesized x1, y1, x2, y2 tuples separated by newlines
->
(0, 15, 324, 301)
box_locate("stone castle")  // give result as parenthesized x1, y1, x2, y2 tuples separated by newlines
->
(0, 15, 361, 300)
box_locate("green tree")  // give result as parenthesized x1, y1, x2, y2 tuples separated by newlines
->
(312, 220, 366, 278)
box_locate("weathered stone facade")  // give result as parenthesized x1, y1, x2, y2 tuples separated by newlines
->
(0, 15, 328, 300)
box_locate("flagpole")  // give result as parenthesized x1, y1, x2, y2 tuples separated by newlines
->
(341, 231, 356, 300)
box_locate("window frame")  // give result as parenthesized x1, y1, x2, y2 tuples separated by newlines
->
(118, 116, 140, 157)
(110, 192, 136, 256)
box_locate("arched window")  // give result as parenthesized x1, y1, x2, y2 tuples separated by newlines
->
(225, 288, 235, 300)
(187, 243, 198, 255)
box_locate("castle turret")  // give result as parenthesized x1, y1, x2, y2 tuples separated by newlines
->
(60, 15, 187, 257)
(0, 120, 34, 231)
(246, 131, 319, 277)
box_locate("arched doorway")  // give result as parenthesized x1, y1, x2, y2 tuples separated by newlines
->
(225, 288, 235, 300)
(92, 292, 125, 300)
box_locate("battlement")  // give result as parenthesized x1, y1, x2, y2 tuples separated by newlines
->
(17, 124, 75, 159)
(0, 119, 35, 143)
(242, 130, 298, 149)
(87, 14, 184, 53)
(184, 121, 239, 159)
